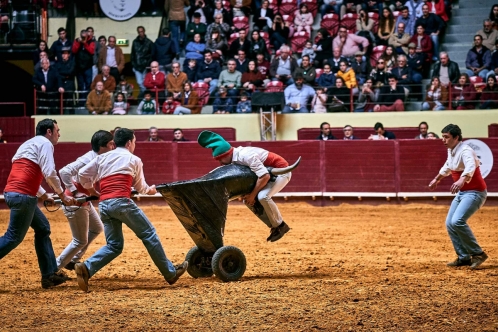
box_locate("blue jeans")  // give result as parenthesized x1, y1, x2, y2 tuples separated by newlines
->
(77, 67, 93, 106)
(430, 34, 439, 60)
(320, 3, 341, 16)
(282, 105, 309, 113)
(422, 101, 445, 111)
(445, 190, 487, 261)
(169, 20, 185, 56)
(0, 192, 57, 278)
(466, 69, 490, 80)
(84, 198, 176, 280)
(133, 68, 147, 96)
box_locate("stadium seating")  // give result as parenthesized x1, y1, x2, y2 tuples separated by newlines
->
(279, 0, 298, 15)
(233, 16, 249, 32)
(341, 13, 358, 34)
(370, 45, 386, 67)
(320, 13, 340, 37)
(192, 82, 210, 106)
(265, 80, 284, 92)
(290, 31, 310, 53)
(368, 12, 379, 34)
(300, 0, 318, 17)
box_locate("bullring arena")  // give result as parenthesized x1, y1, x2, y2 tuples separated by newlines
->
(0, 115, 498, 331)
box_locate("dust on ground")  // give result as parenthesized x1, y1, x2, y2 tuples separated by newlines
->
(0, 203, 497, 331)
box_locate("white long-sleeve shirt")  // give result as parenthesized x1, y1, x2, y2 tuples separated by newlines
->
(439, 142, 479, 182)
(11, 135, 63, 196)
(59, 150, 97, 193)
(78, 147, 152, 195)
(232, 147, 270, 178)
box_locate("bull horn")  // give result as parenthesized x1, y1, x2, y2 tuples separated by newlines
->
(270, 156, 301, 176)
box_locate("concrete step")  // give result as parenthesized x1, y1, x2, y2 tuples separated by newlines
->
(459, 1, 496, 8)
(449, 16, 486, 25)
(447, 24, 482, 35)
(451, 7, 494, 16)
(444, 34, 475, 44)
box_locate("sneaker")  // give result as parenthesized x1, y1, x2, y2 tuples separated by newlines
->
(270, 221, 290, 242)
(64, 261, 76, 271)
(166, 261, 188, 285)
(75, 262, 90, 292)
(446, 258, 472, 267)
(470, 252, 488, 270)
(41, 271, 68, 289)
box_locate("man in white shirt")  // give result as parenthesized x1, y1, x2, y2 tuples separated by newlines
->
(56, 130, 115, 272)
(0, 119, 75, 289)
(428, 124, 488, 270)
(198, 130, 294, 242)
(75, 128, 187, 292)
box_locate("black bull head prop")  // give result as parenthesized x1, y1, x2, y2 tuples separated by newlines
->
(156, 157, 301, 253)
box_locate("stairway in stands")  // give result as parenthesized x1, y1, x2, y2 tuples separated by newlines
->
(442, 0, 496, 72)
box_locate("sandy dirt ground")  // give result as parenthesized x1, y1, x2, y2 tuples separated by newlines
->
(0, 202, 497, 331)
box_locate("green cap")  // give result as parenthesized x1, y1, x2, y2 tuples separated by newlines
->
(197, 130, 233, 159)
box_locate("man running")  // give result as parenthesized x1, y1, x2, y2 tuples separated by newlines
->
(0, 119, 75, 288)
(198, 130, 291, 242)
(56, 130, 115, 271)
(429, 124, 488, 269)
(75, 128, 187, 292)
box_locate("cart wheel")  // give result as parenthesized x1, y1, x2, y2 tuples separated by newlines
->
(211, 246, 246, 282)
(185, 246, 213, 278)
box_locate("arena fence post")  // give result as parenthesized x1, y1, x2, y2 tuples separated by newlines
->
(33, 89, 37, 115)
(448, 82, 452, 110)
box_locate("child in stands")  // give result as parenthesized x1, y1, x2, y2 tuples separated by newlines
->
(112, 93, 128, 115)
(137, 91, 157, 115)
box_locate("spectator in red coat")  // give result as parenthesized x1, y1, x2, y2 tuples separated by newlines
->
(426, 0, 449, 22)
(451, 73, 477, 110)
(144, 61, 166, 103)
(409, 24, 433, 62)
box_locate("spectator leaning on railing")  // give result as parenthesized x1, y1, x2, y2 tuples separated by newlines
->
(33, 58, 64, 115)
(56, 47, 76, 111)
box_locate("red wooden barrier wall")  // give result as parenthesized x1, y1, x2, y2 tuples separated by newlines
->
(298, 127, 420, 140)
(1, 139, 497, 195)
(0, 117, 34, 143)
(489, 124, 498, 138)
(133, 127, 236, 142)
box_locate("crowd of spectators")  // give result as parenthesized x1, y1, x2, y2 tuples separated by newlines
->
(28, 0, 498, 115)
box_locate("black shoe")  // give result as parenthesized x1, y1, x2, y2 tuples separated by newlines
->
(41, 271, 68, 289)
(267, 227, 277, 242)
(64, 262, 76, 271)
(166, 261, 188, 285)
(447, 258, 472, 267)
(270, 222, 290, 242)
(470, 252, 488, 270)
(75, 263, 90, 292)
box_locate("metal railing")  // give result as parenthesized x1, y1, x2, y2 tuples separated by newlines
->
(32, 81, 498, 115)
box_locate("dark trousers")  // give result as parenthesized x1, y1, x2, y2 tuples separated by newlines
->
(76, 67, 93, 106)
(109, 67, 121, 87)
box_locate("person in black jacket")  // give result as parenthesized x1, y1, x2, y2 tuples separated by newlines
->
(415, 5, 444, 61)
(196, 50, 222, 94)
(229, 29, 251, 58)
(153, 28, 178, 75)
(316, 122, 336, 140)
(55, 47, 76, 113)
(253, 0, 274, 31)
(373, 74, 405, 112)
(327, 77, 351, 112)
(131, 26, 154, 99)
(369, 122, 396, 140)
(50, 27, 72, 63)
(33, 59, 64, 114)
(314, 29, 333, 68)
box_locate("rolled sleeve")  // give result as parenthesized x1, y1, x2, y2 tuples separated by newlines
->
(132, 159, 151, 194)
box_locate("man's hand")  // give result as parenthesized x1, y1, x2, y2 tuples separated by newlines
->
(59, 87, 65, 93)
(41, 193, 55, 206)
(88, 187, 100, 198)
(428, 178, 440, 190)
(373, 104, 381, 112)
(204, 78, 211, 83)
(243, 193, 256, 206)
(147, 185, 157, 195)
(450, 177, 466, 194)
(59, 193, 76, 206)
(41, 85, 46, 92)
